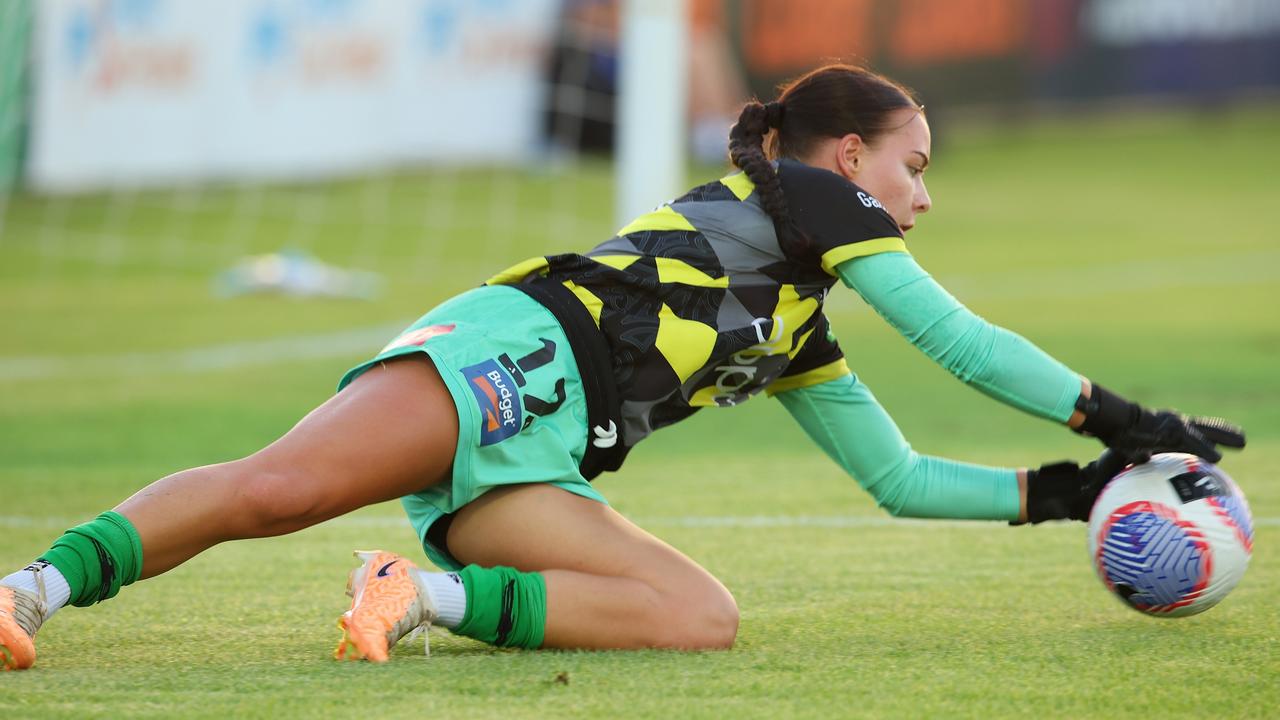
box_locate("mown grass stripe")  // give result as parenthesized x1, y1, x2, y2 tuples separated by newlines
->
(3, 250, 1277, 382)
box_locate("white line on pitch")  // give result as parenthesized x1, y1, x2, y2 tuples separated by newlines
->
(0, 321, 411, 381)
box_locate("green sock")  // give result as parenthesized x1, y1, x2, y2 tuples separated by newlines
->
(454, 565, 546, 649)
(39, 511, 144, 607)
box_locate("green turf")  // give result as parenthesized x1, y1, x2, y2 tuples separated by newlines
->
(2, 106, 1279, 718)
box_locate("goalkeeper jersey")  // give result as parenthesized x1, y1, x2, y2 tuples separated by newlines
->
(487, 159, 906, 474)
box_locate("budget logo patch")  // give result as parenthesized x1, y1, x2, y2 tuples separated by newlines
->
(461, 359, 521, 445)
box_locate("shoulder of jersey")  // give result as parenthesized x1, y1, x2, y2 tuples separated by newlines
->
(776, 159, 901, 234)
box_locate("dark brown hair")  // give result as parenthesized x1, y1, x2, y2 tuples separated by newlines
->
(727, 64, 921, 259)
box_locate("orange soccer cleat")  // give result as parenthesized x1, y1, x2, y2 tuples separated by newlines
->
(0, 582, 44, 671)
(334, 550, 438, 663)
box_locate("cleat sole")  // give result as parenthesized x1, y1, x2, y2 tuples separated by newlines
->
(334, 618, 363, 661)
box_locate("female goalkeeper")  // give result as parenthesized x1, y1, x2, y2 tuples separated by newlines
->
(1, 64, 1245, 669)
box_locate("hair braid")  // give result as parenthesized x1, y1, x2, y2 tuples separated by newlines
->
(728, 101, 808, 260)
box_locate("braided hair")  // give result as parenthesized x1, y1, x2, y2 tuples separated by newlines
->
(728, 64, 921, 262)
(727, 99, 796, 256)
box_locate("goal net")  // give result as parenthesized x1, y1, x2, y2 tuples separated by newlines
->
(0, 0, 660, 301)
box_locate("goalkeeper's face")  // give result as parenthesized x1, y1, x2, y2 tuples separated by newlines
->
(845, 109, 933, 234)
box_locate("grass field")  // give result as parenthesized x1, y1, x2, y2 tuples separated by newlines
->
(2, 106, 1279, 718)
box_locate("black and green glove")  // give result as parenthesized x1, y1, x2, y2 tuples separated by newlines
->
(1074, 384, 1246, 463)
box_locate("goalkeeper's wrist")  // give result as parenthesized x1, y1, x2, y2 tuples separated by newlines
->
(1073, 383, 1142, 441)
(1022, 461, 1084, 524)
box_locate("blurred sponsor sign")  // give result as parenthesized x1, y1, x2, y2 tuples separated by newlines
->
(28, 0, 556, 191)
(729, 0, 1280, 108)
(1085, 0, 1280, 44)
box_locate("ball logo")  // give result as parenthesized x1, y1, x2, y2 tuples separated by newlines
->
(1167, 469, 1228, 504)
(461, 359, 522, 445)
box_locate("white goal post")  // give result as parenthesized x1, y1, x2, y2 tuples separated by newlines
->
(616, 0, 688, 227)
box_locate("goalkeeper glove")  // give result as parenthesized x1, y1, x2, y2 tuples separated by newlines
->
(1074, 384, 1245, 463)
(1022, 449, 1130, 523)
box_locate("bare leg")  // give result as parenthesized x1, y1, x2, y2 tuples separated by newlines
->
(113, 357, 735, 649)
(448, 484, 739, 650)
(115, 358, 459, 578)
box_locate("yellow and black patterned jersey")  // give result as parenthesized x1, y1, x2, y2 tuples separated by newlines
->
(488, 159, 905, 457)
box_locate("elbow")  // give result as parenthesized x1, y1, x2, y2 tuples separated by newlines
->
(862, 453, 921, 518)
(934, 343, 993, 387)
(925, 322, 996, 387)
(881, 500, 910, 518)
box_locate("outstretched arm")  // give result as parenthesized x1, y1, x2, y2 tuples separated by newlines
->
(775, 372, 1029, 522)
(835, 251, 1244, 465)
(835, 251, 1085, 425)
(820, 251, 1243, 522)
(775, 374, 1146, 524)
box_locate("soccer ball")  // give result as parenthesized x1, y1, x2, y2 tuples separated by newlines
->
(1087, 452, 1253, 617)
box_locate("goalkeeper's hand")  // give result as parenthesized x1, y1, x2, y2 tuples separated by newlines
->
(1074, 384, 1246, 463)
(1020, 449, 1131, 524)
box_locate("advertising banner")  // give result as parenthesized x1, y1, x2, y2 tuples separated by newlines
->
(27, 0, 558, 192)
(729, 0, 1280, 111)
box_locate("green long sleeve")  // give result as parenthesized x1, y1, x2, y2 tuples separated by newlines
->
(835, 252, 1080, 423)
(776, 374, 1021, 521)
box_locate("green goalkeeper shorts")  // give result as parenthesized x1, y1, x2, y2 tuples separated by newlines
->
(338, 285, 607, 570)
